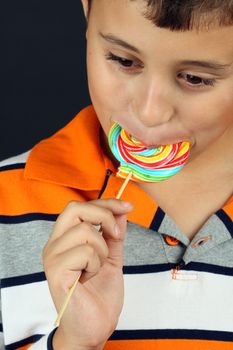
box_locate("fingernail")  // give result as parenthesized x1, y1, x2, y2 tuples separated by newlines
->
(121, 201, 133, 209)
(114, 224, 121, 237)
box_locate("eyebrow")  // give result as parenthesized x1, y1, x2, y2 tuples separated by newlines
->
(180, 60, 232, 71)
(99, 32, 140, 54)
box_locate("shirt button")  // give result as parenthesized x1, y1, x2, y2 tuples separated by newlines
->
(164, 235, 180, 246)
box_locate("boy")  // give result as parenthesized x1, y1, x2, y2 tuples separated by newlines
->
(0, 0, 233, 349)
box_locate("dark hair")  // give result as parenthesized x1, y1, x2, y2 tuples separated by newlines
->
(87, 0, 233, 30)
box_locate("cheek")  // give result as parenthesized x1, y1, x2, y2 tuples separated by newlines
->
(219, 92, 233, 125)
(86, 56, 124, 135)
(181, 90, 233, 136)
(87, 50, 131, 114)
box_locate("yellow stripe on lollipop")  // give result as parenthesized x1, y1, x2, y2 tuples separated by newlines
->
(121, 129, 144, 147)
(151, 145, 173, 161)
(131, 144, 173, 164)
(175, 141, 191, 158)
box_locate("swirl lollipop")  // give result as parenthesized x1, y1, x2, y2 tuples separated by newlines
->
(108, 123, 191, 183)
(54, 123, 191, 326)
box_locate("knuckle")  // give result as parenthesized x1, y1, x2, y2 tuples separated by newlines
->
(43, 253, 54, 273)
(92, 198, 116, 207)
(85, 244, 95, 259)
(43, 254, 61, 279)
(94, 256, 101, 272)
(104, 198, 117, 205)
(66, 200, 81, 210)
(42, 242, 59, 272)
(101, 207, 114, 221)
(102, 243, 109, 259)
(42, 243, 48, 259)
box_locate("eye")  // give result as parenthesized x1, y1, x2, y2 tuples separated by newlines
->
(178, 73, 215, 87)
(107, 53, 133, 67)
(105, 52, 143, 71)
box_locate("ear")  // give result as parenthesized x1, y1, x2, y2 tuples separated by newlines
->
(81, 0, 89, 19)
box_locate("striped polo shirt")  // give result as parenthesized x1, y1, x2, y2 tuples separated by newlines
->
(0, 106, 233, 350)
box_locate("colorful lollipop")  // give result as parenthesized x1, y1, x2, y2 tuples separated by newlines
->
(108, 123, 191, 182)
(54, 123, 191, 327)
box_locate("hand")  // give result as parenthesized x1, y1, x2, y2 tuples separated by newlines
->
(43, 199, 133, 350)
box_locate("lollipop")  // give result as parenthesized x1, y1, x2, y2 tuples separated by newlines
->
(54, 123, 191, 327)
(108, 123, 191, 182)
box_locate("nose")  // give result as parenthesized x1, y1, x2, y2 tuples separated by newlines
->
(132, 78, 175, 128)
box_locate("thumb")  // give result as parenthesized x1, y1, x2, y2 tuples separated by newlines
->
(104, 214, 127, 268)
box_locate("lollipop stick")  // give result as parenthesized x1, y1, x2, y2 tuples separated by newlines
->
(116, 171, 132, 199)
(54, 171, 133, 327)
(54, 273, 81, 327)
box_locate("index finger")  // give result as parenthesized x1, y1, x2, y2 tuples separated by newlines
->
(49, 199, 133, 241)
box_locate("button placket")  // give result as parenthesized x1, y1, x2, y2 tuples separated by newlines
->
(158, 215, 190, 266)
(160, 234, 186, 266)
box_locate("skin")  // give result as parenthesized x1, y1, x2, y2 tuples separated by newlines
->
(85, 0, 233, 157)
(44, 1, 233, 348)
(84, 0, 233, 235)
(45, 199, 133, 349)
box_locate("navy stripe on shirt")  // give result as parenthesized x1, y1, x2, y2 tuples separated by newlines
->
(47, 328, 58, 350)
(184, 262, 233, 276)
(5, 334, 44, 350)
(149, 207, 165, 231)
(1, 271, 46, 288)
(216, 210, 233, 236)
(0, 163, 25, 172)
(2, 261, 233, 290)
(123, 263, 171, 275)
(110, 328, 233, 342)
(0, 213, 58, 224)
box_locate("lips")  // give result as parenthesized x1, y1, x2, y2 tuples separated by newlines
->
(111, 117, 192, 148)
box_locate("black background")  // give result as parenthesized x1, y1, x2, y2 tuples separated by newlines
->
(1, 0, 90, 161)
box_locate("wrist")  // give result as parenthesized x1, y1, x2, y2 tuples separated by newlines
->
(52, 327, 105, 350)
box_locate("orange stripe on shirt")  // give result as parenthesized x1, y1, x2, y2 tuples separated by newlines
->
(17, 344, 32, 350)
(104, 339, 233, 350)
(16, 339, 233, 350)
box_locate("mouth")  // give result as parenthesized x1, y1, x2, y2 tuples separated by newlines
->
(108, 122, 192, 183)
(110, 117, 193, 149)
(131, 137, 164, 148)
(127, 131, 185, 149)
(131, 139, 162, 149)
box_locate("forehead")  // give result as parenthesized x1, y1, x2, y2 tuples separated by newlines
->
(89, 0, 233, 65)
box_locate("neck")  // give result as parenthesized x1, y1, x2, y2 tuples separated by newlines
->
(139, 129, 233, 205)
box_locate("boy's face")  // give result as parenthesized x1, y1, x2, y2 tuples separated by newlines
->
(82, 0, 233, 159)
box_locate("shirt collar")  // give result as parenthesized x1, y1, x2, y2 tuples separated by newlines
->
(24, 106, 115, 190)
